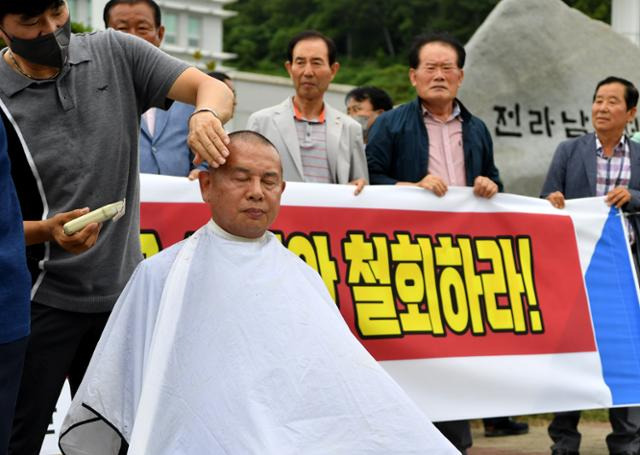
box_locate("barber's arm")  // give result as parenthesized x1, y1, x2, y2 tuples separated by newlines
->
(24, 208, 100, 254)
(167, 67, 234, 168)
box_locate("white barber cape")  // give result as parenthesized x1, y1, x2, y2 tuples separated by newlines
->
(59, 220, 456, 454)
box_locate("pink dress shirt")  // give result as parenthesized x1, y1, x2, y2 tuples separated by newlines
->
(423, 103, 466, 186)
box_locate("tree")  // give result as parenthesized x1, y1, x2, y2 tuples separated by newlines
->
(223, 0, 611, 103)
(565, 0, 610, 22)
(225, 0, 500, 69)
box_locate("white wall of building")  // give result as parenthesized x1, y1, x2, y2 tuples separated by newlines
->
(225, 71, 354, 133)
(68, 0, 236, 67)
(612, 0, 640, 46)
(65, 1, 355, 134)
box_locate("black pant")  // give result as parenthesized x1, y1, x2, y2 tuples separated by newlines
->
(9, 302, 109, 455)
(549, 408, 640, 453)
(483, 416, 508, 427)
(0, 336, 27, 455)
(434, 419, 472, 453)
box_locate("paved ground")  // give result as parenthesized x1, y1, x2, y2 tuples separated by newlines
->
(48, 421, 610, 455)
(468, 420, 610, 455)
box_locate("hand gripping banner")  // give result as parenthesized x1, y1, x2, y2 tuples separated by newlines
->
(139, 174, 640, 421)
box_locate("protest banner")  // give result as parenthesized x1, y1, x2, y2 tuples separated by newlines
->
(138, 174, 640, 421)
(41, 173, 640, 452)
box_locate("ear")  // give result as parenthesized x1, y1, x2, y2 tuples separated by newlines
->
(285, 61, 292, 78)
(626, 106, 638, 125)
(329, 62, 340, 79)
(409, 68, 417, 87)
(458, 68, 464, 87)
(198, 170, 212, 203)
(156, 25, 165, 44)
(281, 180, 286, 193)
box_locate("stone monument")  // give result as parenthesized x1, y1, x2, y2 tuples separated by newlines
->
(459, 0, 640, 195)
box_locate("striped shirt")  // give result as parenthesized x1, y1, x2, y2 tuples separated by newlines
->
(595, 135, 634, 243)
(293, 100, 331, 183)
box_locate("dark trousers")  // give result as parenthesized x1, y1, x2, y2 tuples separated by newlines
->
(483, 416, 512, 427)
(549, 408, 640, 453)
(0, 336, 27, 455)
(9, 302, 109, 455)
(434, 419, 472, 453)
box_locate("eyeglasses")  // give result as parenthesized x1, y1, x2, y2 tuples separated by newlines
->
(422, 63, 458, 74)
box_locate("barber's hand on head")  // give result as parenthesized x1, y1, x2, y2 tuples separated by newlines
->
(349, 178, 366, 196)
(188, 168, 201, 181)
(473, 176, 499, 199)
(606, 186, 631, 208)
(417, 174, 447, 197)
(48, 208, 101, 254)
(187, 110, 230, 169)
(546, 191, 566, 209)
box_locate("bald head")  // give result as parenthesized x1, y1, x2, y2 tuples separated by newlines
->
(229, 131, 281, 166)
(198, 131, 286, 238)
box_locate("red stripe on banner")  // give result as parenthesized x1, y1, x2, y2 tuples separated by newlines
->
(140, 202, 595, 361)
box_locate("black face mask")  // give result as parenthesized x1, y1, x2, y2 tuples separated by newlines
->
(3, 17, 71, 69)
